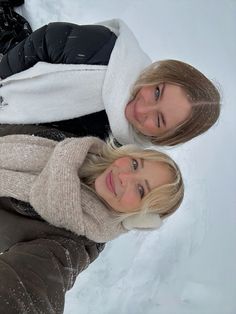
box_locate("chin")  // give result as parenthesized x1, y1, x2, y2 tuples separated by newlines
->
(125, 101, 134, 120)
(94, 175, 103, 196)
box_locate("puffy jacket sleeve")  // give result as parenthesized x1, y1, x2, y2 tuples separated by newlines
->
(0, 235, 102, 314)
(0, 21, 117, 79)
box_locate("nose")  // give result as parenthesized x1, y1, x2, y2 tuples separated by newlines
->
(118, 171, 133, 187)
(136, 103, 156, 123)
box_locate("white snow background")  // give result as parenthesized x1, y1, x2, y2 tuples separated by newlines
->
(16, 1, 236, 314)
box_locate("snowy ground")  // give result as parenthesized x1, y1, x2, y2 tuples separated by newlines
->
(17, 1, 236, 313)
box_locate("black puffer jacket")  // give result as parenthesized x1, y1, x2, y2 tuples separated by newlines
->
(0, 124, 105, 314)
(0, 22, 117, 78)
(0, 0, 32, 54)
(0, 22, 117, 139)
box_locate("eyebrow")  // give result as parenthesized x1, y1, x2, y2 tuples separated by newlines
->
(145, 179, 151, 193)
(160, 83, 166, 127)
(140, 159, 151, 193)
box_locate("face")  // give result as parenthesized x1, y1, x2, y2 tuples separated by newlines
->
(125, 83, 192, 137)
(94, 156, 172, 213)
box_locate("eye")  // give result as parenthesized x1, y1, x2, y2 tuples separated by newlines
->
(154, 86, 160, 101)
(132, 158, 138, 170)
(156, 114, 161, 128)
(156, 112, 166, 129)
(138, 184, 145, 199)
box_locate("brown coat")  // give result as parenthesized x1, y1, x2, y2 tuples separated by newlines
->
(0, 124, 104, 314)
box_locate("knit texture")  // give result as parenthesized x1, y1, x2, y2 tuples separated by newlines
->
(0, 135, 126, 242)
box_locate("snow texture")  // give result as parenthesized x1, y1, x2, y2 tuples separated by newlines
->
(16, 1, 236, 314)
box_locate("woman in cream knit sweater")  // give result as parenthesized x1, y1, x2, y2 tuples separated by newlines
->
(0, 133, 183, 243)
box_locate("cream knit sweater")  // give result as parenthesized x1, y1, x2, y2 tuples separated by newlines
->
(0, 135, 126, 243)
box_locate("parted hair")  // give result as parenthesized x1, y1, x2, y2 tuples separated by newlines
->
(131, 59, 221, 146)
(79, 138, 184, 220)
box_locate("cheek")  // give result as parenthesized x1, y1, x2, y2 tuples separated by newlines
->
(113, 157, 130, 167)
(164, 106, 176, 127)
(142, 118, 157, 135)
(120, 192, 139, 210)
(94, 173, 105, 198)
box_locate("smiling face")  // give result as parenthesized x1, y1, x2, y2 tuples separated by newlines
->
(94, 156, 172, 213)
(125, 83, 192, 137)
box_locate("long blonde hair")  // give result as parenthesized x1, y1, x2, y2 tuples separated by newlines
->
(131, 59, 221, 146)
(80, 138, 184, 220)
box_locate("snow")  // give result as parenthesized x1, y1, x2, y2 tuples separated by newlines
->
(16, 1, 236, 313)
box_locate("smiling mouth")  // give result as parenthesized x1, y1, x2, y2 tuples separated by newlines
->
(126, 98, 138, 123)
(106, 171, 116, 195)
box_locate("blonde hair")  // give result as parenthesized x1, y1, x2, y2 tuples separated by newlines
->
(80, 138, 184, 220)
(131, 59, 221, 146)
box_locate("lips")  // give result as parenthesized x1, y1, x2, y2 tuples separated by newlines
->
(126, 100, 134, 122)
(106, 171, 116, 195)
(130, 98, 140, 124)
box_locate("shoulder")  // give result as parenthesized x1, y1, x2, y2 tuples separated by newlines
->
(44, 21, 117, 65)
(46, 21, 117, 47)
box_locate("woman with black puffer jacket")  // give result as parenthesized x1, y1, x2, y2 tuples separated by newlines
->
(0, 19, 220, 146)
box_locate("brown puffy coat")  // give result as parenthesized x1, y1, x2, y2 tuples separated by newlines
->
(0, 124, 104, 313)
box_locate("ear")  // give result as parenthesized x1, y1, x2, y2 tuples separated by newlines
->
(122, 213, 163, 230)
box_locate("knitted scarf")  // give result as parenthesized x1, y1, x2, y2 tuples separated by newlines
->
(0, 135, 126, 243)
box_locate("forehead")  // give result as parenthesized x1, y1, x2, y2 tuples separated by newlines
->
(143, 159, 173, 190)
